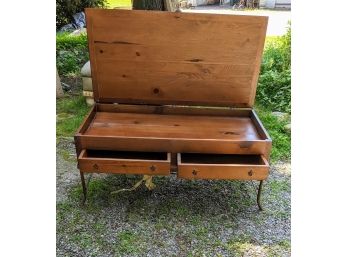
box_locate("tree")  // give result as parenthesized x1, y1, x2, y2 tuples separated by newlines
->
(132, 0, 179, 11)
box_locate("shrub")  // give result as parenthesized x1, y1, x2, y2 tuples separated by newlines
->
(56, 0, 107, 29)
(56, 33, 89, 76)
(256, 24, 291, 113)
(255, 105, 291, 161)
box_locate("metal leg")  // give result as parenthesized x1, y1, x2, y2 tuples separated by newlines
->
(80, 171, 87, 205)
(87, 174, 93, 187)
(257, 180, 264, 211)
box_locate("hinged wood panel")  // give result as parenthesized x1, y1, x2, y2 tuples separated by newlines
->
(86, 9, 268, 107)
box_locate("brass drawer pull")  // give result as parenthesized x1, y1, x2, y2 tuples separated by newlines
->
(93, 163, 99, 170)
(248, 169, 253, 176)
(150, 165, 156, 172)
(192, 169, 198, 176)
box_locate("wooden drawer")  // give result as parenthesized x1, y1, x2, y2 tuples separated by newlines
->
(78, 149, 171, 175)
(177, 153, 269, 180)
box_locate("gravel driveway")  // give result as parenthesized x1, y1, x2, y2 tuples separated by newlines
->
(57, 138, 290, 257)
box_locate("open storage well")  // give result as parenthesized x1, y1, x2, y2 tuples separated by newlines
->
(85, 112, 261, 140)
(75, 104, 271, 155)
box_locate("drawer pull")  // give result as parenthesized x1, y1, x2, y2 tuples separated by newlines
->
(248, 169, 253, 176)
(93, 163, 99, 170)
(150, 165, 156, 172)
(192, 169, 198, 176)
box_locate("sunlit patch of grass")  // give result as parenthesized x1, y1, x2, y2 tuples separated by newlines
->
(267, 240, 291, 257)
(225, 234, 253, 256)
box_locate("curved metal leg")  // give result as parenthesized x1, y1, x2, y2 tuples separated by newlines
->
(257, 180, 264, 211)
(80, 171, 87, 205)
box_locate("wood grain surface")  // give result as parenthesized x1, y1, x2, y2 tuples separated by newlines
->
(75, 106, 272, 156)
(177, 153, 269, 180)
(85, 9, 268, 107)
(84, 112, 262, 140)
(78, 149, 171, 175)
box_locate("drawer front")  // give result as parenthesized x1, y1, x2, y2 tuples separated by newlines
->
(78, 150, 171, 175)
(177, 154, 269, 180)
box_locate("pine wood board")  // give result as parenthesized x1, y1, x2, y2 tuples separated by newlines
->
(85, 9, 268, 107)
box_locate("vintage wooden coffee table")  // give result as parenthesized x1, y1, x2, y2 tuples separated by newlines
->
(74, 9, 271, 210)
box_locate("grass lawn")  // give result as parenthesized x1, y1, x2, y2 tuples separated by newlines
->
(107, 0, 131, 8)
(56, 95, 89, 137)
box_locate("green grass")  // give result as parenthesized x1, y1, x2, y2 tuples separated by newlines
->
(255, 105, 291, 161)
(57, 170, 290, 256)
(117, 230, 142, 254)
(56, 95, 90, 137)
(107, 0, 131, 8)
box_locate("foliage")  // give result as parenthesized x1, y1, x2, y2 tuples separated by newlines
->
(256, 24, 291, 113)
(257, 69, 291, 113)
(255, 105, 291, 161)
(56, 33, 89, 76)
(56, 0, 107, 29)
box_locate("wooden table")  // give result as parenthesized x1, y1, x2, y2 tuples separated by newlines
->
(75, 9, 271, 210)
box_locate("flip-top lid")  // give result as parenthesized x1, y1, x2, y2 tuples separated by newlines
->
(86, 9, 268, 107)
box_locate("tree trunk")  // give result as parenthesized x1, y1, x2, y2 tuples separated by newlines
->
(164, 0, 179, 11)
(132, 0, 179, 11)
(132, 0, 165, 10)
(56, 68, 64, 98)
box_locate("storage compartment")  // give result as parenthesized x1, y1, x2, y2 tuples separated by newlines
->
(85, 112, 261, 140)
(177, 153, 269, 180)
(78, 149, 171, 175)
(75, 105, 271, 156)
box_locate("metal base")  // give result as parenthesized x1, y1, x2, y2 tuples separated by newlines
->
(80, 172, 93, 205)
(80, 171, 87, 205)
(257, 180, 264, 211)
(80, 172, 264, 210)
